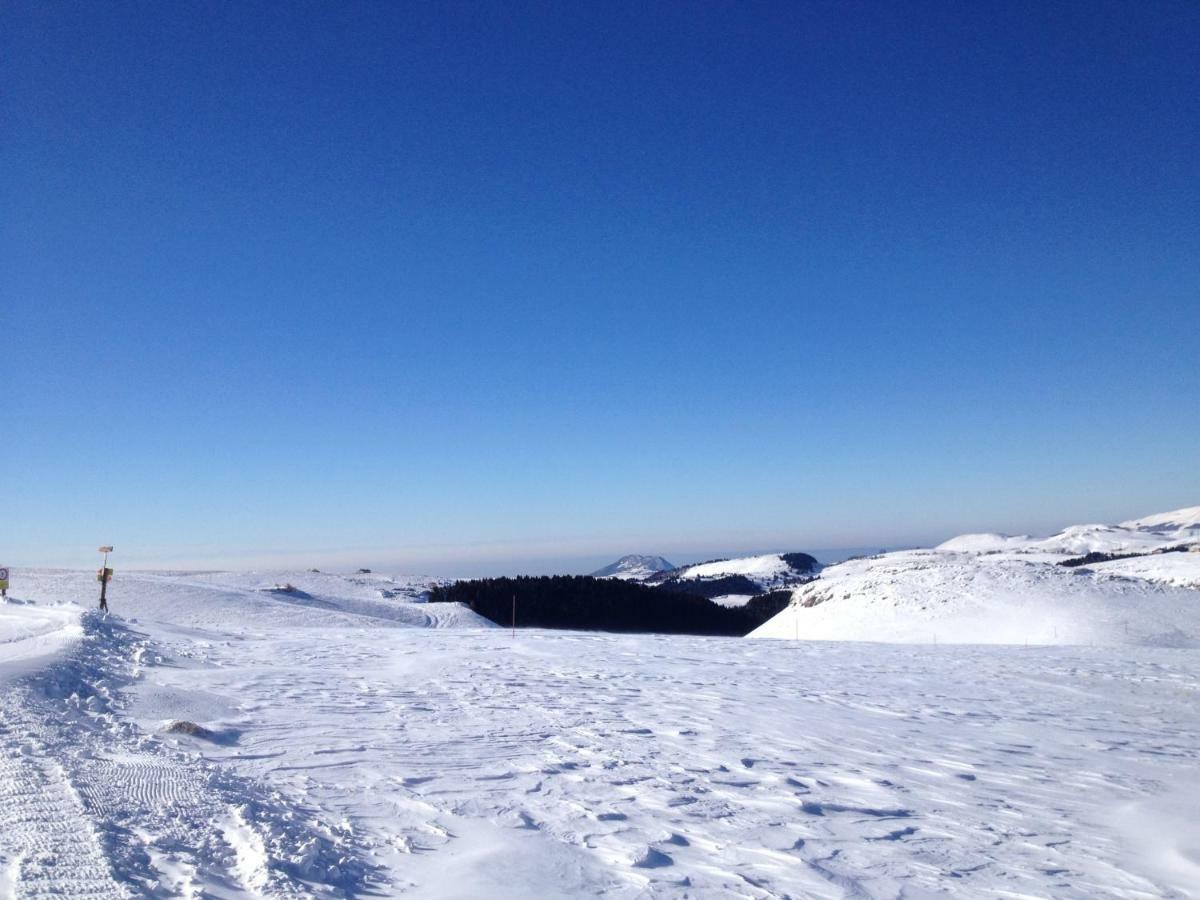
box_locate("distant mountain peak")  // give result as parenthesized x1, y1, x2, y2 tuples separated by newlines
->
(591, 555, 676, 580)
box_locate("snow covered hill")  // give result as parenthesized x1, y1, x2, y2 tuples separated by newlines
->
(753, 506, 1200, 646)
(643, 552, 822, 604)
(667, 552, 820, 585)
(590, 555, 675, 580)
(939, 505, 1200, 556)
(1121, 505, 1200, 532)
(590, 551, 823, 606)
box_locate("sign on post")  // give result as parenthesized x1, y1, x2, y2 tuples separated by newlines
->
(0, 567, 9, 595)
(97, 546, 114, 611)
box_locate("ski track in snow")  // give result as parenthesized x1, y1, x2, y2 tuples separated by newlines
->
(0, 568, 1198, 897)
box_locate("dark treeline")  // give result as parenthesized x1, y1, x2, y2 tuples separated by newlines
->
(780, 552, 820, 573)
(1059, 550, 1143, 568)
(427, 576, 792, 636)
(1060, 545, 1192, 568)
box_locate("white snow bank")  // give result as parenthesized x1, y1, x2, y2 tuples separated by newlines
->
(754, 505, 1200, 647)
(0, 599, 82, 681)
(751, 550, 1200, 646)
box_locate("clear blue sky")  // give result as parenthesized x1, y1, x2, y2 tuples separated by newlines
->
(3, 1, 1197, 574)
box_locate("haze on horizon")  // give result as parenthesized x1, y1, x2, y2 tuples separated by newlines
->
(3, 2, 1198, 574)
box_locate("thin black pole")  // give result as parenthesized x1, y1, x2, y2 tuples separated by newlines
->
(512, 594, 516, 639)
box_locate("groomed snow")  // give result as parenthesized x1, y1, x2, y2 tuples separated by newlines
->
(0, 567, 1197, 896)
(0, 599, 81, 680)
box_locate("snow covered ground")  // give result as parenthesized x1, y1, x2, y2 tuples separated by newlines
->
(755, 507, 1200, 647)
(0, 568, 1198, 896)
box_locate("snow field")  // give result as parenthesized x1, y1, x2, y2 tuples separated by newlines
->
(0, 563, 1197, 897)
(138, 623, 1200, 897)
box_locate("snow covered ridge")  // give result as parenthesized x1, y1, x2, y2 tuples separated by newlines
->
(938, 504, 1200, 555)
(753, 505, 1200, 647)
(590, 551, 821, 606)
(633, 551, 822, 600)
(657, 552, 821, 586)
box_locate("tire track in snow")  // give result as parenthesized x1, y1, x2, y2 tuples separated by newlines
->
(1, 610, 376, 897)
(0, 714, 128, 898)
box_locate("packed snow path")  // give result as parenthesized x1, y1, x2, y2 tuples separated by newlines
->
(0, 606, 372, 897)
(1, 570, 1198, 897)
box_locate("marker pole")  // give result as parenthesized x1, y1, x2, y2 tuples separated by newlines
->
(97, 546, 113, 611)
(99, 549, 109, 610)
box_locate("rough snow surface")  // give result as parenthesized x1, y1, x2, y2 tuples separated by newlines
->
(1091, 552, 1200, 590)
(0, 567, 1198, 897)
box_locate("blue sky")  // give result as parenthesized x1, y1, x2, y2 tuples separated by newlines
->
(2, 1, 1198, 574)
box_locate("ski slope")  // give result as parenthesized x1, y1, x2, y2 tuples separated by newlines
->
(0, 567, 1197, 896)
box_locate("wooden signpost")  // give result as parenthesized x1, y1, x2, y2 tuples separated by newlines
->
(0, 566, 9, 599)
(97, 546, 114, 611)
